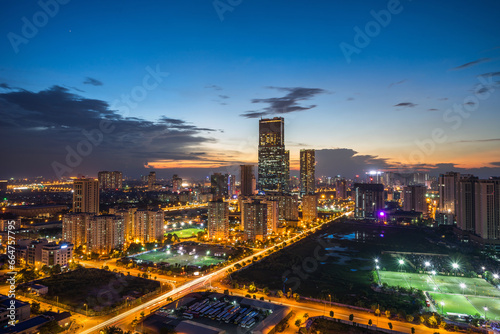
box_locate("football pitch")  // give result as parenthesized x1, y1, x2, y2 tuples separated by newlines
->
(379, 271, 500, 320)
(169, 228, 204, 239)
(134, 250, 225, 266)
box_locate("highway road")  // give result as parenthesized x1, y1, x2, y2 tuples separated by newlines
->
(78, 214, 345, 334)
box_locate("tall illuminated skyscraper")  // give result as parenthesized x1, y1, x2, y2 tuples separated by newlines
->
(98, 171, 123, 190)
(300, 149, 315, 196)
(258, 117, 288, 193)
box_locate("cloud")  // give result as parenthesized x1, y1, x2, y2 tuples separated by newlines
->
(478, 71, 500, 77)
(205, 84, 222, 91)
(394, 102, 417, 108)
(315, 148, 393, 177)
(388, 79, 406, 88)
(456, 138, 500, 143)
(240, 86, 327, 118)
(0, 85, 217, 178)
(438, 97, 448, 101)
(463, 101, 476, 106)
(346, 97, 355, 101)
(218, 95, 229, 99)
(0, 83, 12, 90)
(83, 77, 103, 86)
(450, 58, 491, 71)
(428, 108, 439, 111)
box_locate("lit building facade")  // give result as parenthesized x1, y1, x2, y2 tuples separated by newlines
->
(208, 200, 229, 241)
(98, 171, 123, 190)
(240, 165, 256, 197)
(73, 178, 99, 214)
(258, 117, 288, 193)
(353, 183, 384, 219)
(300, 149, 315, 196)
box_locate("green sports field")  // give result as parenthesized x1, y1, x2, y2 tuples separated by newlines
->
(134, 249, 224, 266)
(169, 228, 204, 239)
(429, 293, 479, 316)
(467, 296, 500, 320)
(380, 270, 500, 320)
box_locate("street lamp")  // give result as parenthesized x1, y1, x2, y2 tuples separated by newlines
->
(460, 283, 466, 294)
(83, 303, 88, 316)
(483, 306, 488, 320)
(440, 301, 445, 315)
(452, 263, 459, 276)
(398, 259, 404, 272)
(424, 261, 430, 268)
(493, 274, 499, 279)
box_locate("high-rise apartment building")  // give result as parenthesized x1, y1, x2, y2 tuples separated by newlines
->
(211, 173, 229, 200)
(302, 194, 318, 222)
(335, 179, 347, 199)
(133, 210, 165, 243)
(147, 171, 156, 190)
(208, 200, 229, 240)
(258, 117, 288, 193)
(300, 149, 315, 196)
(98, 171, 123, 190)
(172, 174, 182, 192)
(353, 183, 384, 219)
(73, 178, 99, 214)
(438, 172, 460, 215)
(62, 213, 125, 253)
(240, 165, 256, 197)
(457, 176, 500, 241)
(403, 185, 427, 214)
(265, 193, 299, 222)
(242, 198, 269, 241)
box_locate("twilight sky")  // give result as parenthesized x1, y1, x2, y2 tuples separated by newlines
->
(1, 0, 500, 180)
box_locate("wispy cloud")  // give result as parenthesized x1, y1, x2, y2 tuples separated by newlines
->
(388, 79, 406, 88)
(450, 58, 491, 71)
(205, 84, 223, 91)
(83, 77, 103, 86)
(394, 102, 417, 108)
(240, 86, 327, 118)
(456, 138, 500, 143)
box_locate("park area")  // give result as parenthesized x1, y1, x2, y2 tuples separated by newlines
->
(379, 271, 500, 320)
(134, 248, 225, 267)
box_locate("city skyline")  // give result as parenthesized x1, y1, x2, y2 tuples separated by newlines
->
(1, 1, 500, 179)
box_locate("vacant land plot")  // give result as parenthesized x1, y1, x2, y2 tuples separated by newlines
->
(34, 268, 161, 310)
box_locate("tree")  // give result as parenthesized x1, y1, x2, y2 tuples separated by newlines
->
(31, 302, 41, 314)
(101, 326, 123, 334)
(140, 311, 145, 318)
(388, 322, 393, 330)
(368, 319, 372, 326)
(385, 310, 391, 318)
(375, 309, 380, 317)
(349, 314, 354, 321)
(427, 315, 438, 327)
(248, 283, 257, 293)
(411, 327, 415, 334)
(329, 310, 334, 317)
(303, 313, 309, 319)
(263, 287, 269, 295)
(406, 315, 414, 322)
(295, 319, 301, 328)
(277, 290, 283, 298)
(293, 293, 300, 301)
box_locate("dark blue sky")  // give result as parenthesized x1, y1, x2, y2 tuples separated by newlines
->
(1, 0, 499, 179)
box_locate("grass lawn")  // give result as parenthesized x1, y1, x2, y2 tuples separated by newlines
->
(169, 228, 204, 239)
(467, 296, 500, 321)
(379, 271, 500, 297)
(135, 250, 224, 266)
(429, 293, 479, 316)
